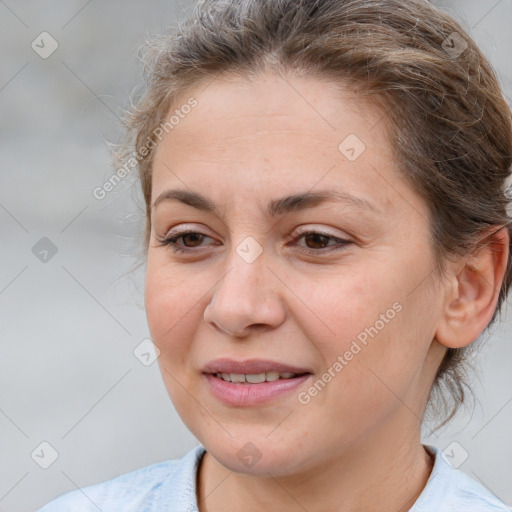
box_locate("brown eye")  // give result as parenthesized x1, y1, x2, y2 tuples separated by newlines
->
(155, 230, 214, 254)
(303, 233, 331, 249)
(293, 229, 352, 255)
(180, 232, 206, 247)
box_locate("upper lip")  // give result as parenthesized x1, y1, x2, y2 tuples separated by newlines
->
(203, 358, 312, 375)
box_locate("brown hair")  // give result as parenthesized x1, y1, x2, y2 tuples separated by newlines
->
(119, 0, 512, 431)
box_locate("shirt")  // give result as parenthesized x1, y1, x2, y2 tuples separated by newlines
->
(36, 444, 511, 511)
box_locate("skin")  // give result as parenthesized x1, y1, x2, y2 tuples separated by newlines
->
(145, 71, 509, 511)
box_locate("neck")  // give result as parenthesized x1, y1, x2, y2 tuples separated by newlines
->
(197, 413, 434, 512)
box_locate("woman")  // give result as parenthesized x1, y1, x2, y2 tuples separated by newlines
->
(38, 0, 511, 510)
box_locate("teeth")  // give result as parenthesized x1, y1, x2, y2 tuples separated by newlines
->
(265, 371, 280, 381)
(214, 371, 300, 383)
(245, 373, 266, 383)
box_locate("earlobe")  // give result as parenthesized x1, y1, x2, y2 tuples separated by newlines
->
(435, 227, 509, 349)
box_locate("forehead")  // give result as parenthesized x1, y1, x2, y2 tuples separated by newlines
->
(158, 71, 378, 153)
(150, 71, 422, 220)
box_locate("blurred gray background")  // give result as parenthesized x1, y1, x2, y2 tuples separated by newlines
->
(0, 1, 511, 511)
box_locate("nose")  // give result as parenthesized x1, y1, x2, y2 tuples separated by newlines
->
(203, 247, 286, 338)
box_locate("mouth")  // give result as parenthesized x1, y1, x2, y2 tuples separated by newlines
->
(202, 357, 312, 376)
(208, 371, 310, 384)
(201, 358, 313, 405)
(203, 371, 312, 406)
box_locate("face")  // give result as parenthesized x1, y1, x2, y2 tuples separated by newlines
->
(145, 71, 447, 476)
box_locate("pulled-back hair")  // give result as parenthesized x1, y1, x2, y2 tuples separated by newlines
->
(119, 0, 512, 430)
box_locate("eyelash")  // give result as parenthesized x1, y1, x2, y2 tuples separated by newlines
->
(154, 229, 352, 255)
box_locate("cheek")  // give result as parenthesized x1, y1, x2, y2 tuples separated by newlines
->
(289, 268, 399, 355)
(144, 258, 205, 361)
(144, 261, 207, 414)
(289, 268, 428, 413)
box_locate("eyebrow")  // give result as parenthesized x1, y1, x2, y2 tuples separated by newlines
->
(152, 188, 383, 217)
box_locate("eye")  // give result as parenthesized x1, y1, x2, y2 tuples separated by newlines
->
(154, 230, 214, 254)
(154, 227, 352, 255)
(291, 229, 352, 254)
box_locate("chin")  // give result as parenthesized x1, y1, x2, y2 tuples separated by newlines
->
(205, 438, 309, 477)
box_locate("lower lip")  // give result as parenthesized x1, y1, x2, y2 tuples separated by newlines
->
(203, 373, 312, 406)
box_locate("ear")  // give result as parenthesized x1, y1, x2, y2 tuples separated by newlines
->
(435, 226, 509, 349)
